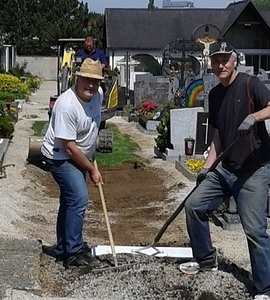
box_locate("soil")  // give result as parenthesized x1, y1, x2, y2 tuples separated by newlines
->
(22, 161, 189, 248)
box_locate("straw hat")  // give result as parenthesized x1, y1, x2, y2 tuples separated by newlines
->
(75, 58, 104, 79)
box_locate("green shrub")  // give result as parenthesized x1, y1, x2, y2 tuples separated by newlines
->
(2, 62, 41, 95)
(7, 62, 32, 78)
(155, 100, 175, 152)
(27, 76, 41, 90)
(0, 100, 15, 138)
(0, 91, 26, 102)
(0, 101, 7, 117)
(0, 74, 28, 97)
(0, 116, 14, 138)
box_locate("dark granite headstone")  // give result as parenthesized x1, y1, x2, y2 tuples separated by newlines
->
(195, 112, 214, 155)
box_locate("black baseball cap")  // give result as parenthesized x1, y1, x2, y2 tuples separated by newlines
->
(209, 41, 235, 57)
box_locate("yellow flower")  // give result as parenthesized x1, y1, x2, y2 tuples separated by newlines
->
(185, 158, 205, 173)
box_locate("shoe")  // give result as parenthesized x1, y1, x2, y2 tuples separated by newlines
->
(63, 250, 100, 269)
(83, 241, 94, 256)
(42, 242, 92, 261)
(179, 261, 218, 275)
(42, 244, 64, 262)
(254, 295, 270, 299)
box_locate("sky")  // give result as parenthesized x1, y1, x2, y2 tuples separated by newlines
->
(85, 0, 235, 14)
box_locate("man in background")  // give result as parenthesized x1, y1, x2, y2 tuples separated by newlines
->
(75, 36, 107, 69)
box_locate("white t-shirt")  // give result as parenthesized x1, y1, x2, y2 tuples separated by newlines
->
(41, 86, 101, 160)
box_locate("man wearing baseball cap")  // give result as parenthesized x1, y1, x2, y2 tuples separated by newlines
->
(41, 58, 104, 268)
(181, 41, 270, 299)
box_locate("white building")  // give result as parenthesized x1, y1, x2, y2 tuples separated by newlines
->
(162, 0, 194, 8)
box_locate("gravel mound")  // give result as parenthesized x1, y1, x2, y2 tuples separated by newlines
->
(60, 254, 254, 300)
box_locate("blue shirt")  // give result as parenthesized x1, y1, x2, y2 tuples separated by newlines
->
(75, 48, 107, 66)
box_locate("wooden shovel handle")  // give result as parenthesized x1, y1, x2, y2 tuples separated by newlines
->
(93, 160, 118, 267)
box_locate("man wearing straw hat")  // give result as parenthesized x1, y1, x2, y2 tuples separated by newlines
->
(41, 58, 104, 268)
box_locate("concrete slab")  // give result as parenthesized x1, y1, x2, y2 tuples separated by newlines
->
(153, 146, 178, 162)
(211, 212, 244, 231)
(0, 237, 42, 299)
(135, 123, 158, 136)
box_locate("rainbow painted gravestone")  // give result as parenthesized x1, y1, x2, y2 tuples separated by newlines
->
(185, 78, 204, 108)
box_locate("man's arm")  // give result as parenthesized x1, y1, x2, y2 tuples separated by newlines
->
(238, 102, 270, 136)
(61, 139, 102, 185)
(253, 101, 270, 122)
(196, 129, 222, 185)
(203, 129, 222, 169)
(97, 49, 107, 69)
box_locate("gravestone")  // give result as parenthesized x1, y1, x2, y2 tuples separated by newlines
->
(155, 107, 204, 163)
(202, 73, 219, 112)
(170, 107, 204, 155)
(134, 76, 170, 108)
(195, 112, 215, 155)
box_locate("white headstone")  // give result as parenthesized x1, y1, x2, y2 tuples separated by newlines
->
(170, 107, 204, 155)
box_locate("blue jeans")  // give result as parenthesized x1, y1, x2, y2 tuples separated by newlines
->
(185, 164, 270, 295)
(45, 159, 88, 258)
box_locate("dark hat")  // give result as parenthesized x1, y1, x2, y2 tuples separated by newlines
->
(209, 41, 235, 57)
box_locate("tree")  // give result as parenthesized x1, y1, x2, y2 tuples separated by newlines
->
(252, 0, 270, 10)
(0, 0, 96, 55)
(85, 13, 104, 49)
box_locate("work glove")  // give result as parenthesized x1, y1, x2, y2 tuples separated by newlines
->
(196, 167, 209, 186)
(238, 114, 256, 137)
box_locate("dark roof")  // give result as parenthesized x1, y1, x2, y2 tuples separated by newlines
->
(220, 0, 249, 34)
(104, 8, 230, 50)
(104, 0, 270, 51)
(261, 11, 270, 27)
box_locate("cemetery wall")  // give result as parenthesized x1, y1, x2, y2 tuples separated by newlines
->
(16, 56, 57, 81)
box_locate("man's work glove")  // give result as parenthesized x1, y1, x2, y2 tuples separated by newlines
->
(238, 114, 256, 137)
(196, 168, 209, 186)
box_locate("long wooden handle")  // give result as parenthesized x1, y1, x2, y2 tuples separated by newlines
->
(93, 160, 118, 267)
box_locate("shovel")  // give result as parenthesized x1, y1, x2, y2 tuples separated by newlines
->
(137, 136, 240, 254)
